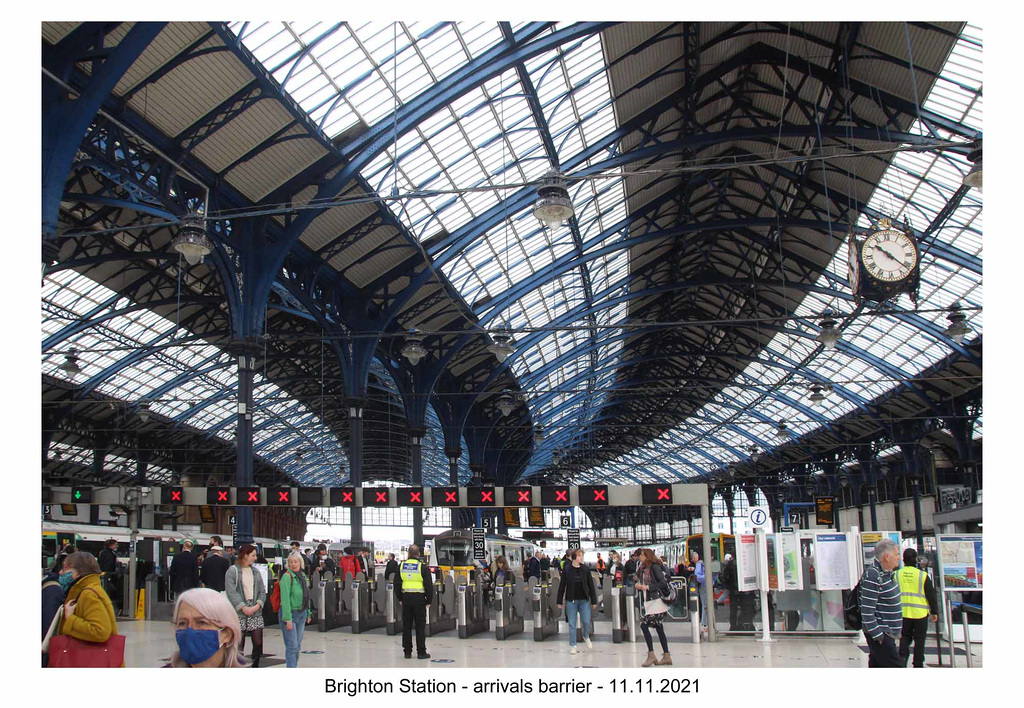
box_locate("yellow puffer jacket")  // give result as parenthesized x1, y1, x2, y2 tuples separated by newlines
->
(59, 573, 118, 643)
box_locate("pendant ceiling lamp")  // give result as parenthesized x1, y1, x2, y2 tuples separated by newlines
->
(171, 212, 213, 266)
(401, 328, 427, 365)
(532, 171, 575, 226)
(487, 326, 515, 363)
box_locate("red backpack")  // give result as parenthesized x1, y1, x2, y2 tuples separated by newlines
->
(269, 570, 298, 612)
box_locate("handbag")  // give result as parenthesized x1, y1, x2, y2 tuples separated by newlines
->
(41, 605, 63, 654)
(47, 588, 125, 668)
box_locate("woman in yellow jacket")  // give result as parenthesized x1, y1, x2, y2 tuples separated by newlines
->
(56, 552, 119, 657)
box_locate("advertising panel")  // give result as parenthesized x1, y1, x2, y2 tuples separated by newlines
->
(814, 533, 853, 590)
(937, 534, 983, 590)
(766, 534, 780, 590)
(736, 534, 759, 592)
(779, 532, 803, 591)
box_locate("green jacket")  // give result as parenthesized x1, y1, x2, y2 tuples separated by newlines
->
(279, 570, 308, 622)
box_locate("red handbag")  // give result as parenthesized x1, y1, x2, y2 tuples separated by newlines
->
(47, 587, 125, 668)
(47, 634, 126, 668)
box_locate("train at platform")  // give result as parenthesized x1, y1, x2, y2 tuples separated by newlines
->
(429, 529, 536, 576)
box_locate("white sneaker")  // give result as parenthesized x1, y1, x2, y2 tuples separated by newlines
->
(584, 637, 593, 649)
(569, 646, 578, 655)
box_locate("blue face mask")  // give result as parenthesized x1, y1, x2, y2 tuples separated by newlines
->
(175, 628, 223, 666)
(58, 572, 74, 591)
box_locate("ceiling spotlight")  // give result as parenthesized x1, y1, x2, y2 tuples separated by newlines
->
(401, 328, 427, 366)
(532, 171, 575, 226)
(963, 140, 982, 190)
(138, 401, 151, 423)
(487, 326, 515, 363)
(808, 384, 830, 408)
(533, 424, 545, 443)
(748, 445, 760, 462)
(816, 312, 841, 350)
(496, 392, 515, 417)
(171, 212, 212, 266)
(295, 450, 304, 461)
(944, 302, 971, 345)
(60, 349, 82, 381)
(776, 420, 790, 439)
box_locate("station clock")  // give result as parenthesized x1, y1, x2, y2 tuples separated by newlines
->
(848, 219, 920, 304)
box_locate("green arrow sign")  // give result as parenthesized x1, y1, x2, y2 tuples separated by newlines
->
(74, 490, 82, 500)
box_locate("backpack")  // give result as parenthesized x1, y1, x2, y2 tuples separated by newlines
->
(269, 570, 298, 612)
(647, 565, 677, 603)
(844, 581, 863, 630)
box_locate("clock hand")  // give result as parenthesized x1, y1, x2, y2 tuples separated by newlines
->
(877, 244, 903, 263)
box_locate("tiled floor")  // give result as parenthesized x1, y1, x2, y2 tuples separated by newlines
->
(115, 617, 976, 668)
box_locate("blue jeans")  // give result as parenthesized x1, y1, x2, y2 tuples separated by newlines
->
(565, 599, 591, 647)
(280, 609, 307, 667)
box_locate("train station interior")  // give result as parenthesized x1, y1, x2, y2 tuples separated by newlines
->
(38, 17, 990, 673)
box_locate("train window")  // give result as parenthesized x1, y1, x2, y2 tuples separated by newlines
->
(436, 538, 472, 567)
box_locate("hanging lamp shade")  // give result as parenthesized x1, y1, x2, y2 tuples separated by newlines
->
(171, 212, 212, 266)
(808, 385, 826, 407)
(487, 326, 515, 363)
(776, 420, 789, 439)
(816, 313, 841, 350)
(533, 424, 545, 443)
(963, 141, 982, 190)
(401, 328, 427, 365)
(532, 171, 574, 226)
(496, 392, 515, 417)
(945, 303, 971, 344)
(60, 349, 82, 380)
(138, 401, 151, 423)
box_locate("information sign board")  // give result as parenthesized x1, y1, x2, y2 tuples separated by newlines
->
(815, 496, 836, 525)
(814, 533, 853, 590)
(528, 507, 546, 528)
(736, 534, 759, 592)
(937, 534, 983, 590)
(472, 528, 486, 560)
(567, 528, 581, 552)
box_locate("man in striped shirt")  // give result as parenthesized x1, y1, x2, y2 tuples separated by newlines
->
(859, 538, 904, 667)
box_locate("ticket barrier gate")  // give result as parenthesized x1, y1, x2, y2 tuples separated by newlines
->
(426, 574, 457, 636)
(315, 571, 353, 632)
(456, 569, 489, 638)
(494, 576, 527, 640)
(350, 571, 387, 634)
(608, 578, 630, 643)
(530, 574, 560, 641)
(686, 577, 701, 644)
(385, 579, 402, 636)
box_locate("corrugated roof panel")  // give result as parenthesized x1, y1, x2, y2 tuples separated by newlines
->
(42, 22, 81, 45)
(224, 126, 329, 201)
(190, 97, 293, 173)
(111, 23, 212, 97)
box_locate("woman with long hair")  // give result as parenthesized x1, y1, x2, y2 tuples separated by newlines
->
(167, 588, 247, 667)
(635, 548, 672, 666)
(224, 544, 266, 667)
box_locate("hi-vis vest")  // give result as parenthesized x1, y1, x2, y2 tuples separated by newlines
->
(400, 559, 425, 592)
(898, 566, 929, 619)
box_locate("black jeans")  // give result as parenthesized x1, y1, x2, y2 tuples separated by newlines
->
(401, 592, 428, 655)
(865, 632, 902, 667)
(899, 617, 929, 668)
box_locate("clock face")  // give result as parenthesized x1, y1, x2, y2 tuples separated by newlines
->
(847, 236, 860, 293)
(861, 229, 917, 282)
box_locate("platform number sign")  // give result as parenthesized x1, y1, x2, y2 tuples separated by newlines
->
(472, 527, 486, 560)
(567, 529, 581, 552)
(481, 516, 493, 529)
(748, 507, 769, 528)
(560, 516, 571, 528)
(789, 512, 801, 526)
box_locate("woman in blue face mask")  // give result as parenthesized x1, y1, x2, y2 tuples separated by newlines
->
(167, 588, 246, 667)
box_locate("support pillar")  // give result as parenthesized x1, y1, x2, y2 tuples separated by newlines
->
(867, 486, 878, 531)
(235, 351, 256, 544)
(700, 499, 715, 642)
(348, 404, 364, 544)
(409, 428, 426, 548)
(911, 477, 924, 550)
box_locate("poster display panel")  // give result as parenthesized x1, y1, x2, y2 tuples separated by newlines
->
(814, 533, 853, 590)
(778, 532, 803, 590)
(765, 534, 780, 590)
(736, 534, 758, 592)
(937, 534, 983, 590)
(860, 531, 901, 567)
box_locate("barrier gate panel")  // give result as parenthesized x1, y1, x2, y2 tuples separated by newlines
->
(456, 569, 489, 638)
(426, 575, 456, 636)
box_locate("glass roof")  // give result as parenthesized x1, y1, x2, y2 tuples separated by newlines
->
(48, 441, 175, 483)
(42, 269, 347, 485)
(584, 24, 982, 481)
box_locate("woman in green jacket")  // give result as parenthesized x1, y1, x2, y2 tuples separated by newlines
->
(278, 551, 311, 667)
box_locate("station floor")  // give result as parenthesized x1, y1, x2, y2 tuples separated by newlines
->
(116, 618, 982, 668)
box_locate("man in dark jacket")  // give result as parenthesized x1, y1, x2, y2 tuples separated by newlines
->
(169, 540, 201, 595)
(200, 546, 230, 591)
(384, 553, 400, 581)
(526, 551, 542, 582)
(97, 539, 119, 573)
(719, 554, 740, 630)
(556, 549, 598, 654)
(623, 549, 640, 587)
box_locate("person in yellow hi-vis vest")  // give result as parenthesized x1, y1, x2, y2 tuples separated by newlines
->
(394, 544, 433, 659)
(898, 548, 938, 668)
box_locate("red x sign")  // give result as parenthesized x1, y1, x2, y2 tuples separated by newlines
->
(657, 488, 670, 500)
(410, 491, 422, 503)
(278, 491, 289, 502)
(247, 491, 259, 502)
(445, 491, 457, 503)
(555, 490, 568, 502)
(375, 491, 388, 503)
(170, 490, 182, 502)
(217, 491, 228, 502)
(517, 490, 530, 502)
(481, 490, 494, 503)
(342, 491, 354, 503)
(592, 489, 606, 501)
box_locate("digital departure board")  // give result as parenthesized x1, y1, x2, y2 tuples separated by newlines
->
(268, 488, 292, 506)
(578, 484, 609, 506)
(207, 487, 231, 505)
(397, 487, 425, 507)
(467, 487, 496, 506)
(297, 487, 324, 506)
(162, 487, 184, 504)
(503, 486, 532, 506)
(642, 484, 673, 504)
(540, 486, 571, 506)
(236, 487, 261, 506)
(431, 487, 460, 507)
(365, 488, 391, 507)
(329, 487, 357, 506)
